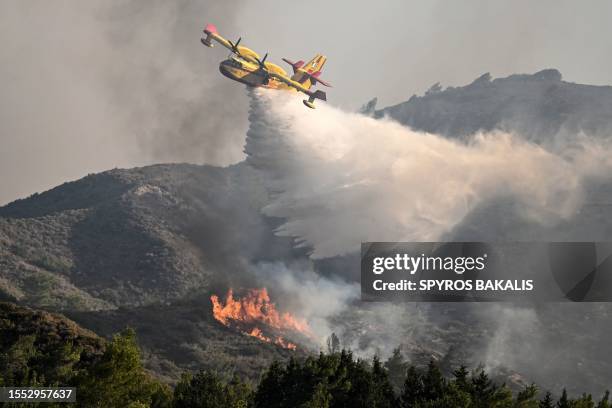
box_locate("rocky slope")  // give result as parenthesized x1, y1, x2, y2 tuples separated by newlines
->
(373, 69, 612, 141)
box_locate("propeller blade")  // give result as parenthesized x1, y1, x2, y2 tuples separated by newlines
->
(228, 37, 242, 52)
(260, 53, 268, 66)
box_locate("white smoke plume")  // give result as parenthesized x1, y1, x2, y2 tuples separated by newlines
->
(245, 89, 612, 259)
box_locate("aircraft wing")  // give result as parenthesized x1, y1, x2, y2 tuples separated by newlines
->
(267, 71, 311, 93)
(268, 71, 327, 108)
(201, 24, 260, 65)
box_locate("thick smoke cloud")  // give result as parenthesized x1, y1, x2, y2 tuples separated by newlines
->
(246, 90, 612, 259)
(0, 0, 247, 205)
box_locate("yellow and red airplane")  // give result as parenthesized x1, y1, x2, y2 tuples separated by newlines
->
(201, 23, 331, 109)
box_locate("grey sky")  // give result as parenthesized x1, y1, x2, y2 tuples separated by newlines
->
(1, 0, 612, 205)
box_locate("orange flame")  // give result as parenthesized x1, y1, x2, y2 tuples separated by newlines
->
(248, 327, 297, 350)
(211, 288, 308, 350)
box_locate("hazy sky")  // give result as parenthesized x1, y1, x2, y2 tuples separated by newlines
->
(1, 0, 612, 205)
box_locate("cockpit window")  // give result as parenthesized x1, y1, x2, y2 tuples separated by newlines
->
(224, 58, 238, 68)
(226, 54, 245, 68)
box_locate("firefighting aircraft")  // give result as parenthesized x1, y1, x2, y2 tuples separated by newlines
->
(201, 23, 331, 109)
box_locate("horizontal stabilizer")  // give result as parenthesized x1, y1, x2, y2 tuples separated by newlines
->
(282, 58, 305, 73)
(307, 72, 332, 87)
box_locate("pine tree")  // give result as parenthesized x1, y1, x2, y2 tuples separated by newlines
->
(344, 358, 378, 407)
(172, 371, 228, 408)
(372, 355, 399, 408)
(434, 382, 473, 408)
(303, 382, 331, 408)
(253, 361, 285, 407)
(384, 347, 408, 394)
(516, 384, 538, 407)
(422, 360, 446, 402)
(470, 369, 497, 408)
(453, 365, 470, 394)
(575, 393, 595, 408)
(226, 374, 253, 408)
(597, 390, 610, 408)
(557, 389, 571, 408)
(539, 391, 554, 408)
(400, 365, 424, 407)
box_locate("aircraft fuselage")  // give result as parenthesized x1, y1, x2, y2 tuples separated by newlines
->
(219, 58, 291, 90)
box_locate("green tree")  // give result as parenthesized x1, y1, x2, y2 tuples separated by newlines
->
(253, 350, 398, 408)
(453, 365, 471, 395)
(384, 348, 408, 393)
(372, 355, 399, 408)
(254, 361, 285, 407)
(516, 384, 538, 408)
(470, 369, 497, 407)
(422, 360, 446, 402)
(303, 382, 331, 408)
(0, 334, 38, 386)
(172, 370, 251, 408)
(574, 393, 595, 408)
(557, 389, 571, 408)
(76, 328, 171, 408)
(400, 365, 424, 407)
(597, 391, 610, 408)
(539, 391, 555, 408)
(428, 381, 472, 408)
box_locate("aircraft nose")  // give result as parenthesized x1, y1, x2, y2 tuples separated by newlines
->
(218, 61, 233, 79)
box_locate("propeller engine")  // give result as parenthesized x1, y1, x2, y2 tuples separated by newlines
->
(227, 37, 242, 54)
(255, 53, 271, 85)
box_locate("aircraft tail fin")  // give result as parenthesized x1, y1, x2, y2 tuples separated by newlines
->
(303, 54, 327, 73)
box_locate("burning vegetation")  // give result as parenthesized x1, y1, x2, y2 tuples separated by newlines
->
(210, 288, 311, 350)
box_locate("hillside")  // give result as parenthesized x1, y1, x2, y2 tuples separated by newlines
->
(373, 69, 612, 141)
(0, 163, 300, 310)
(0, 301, 104, 385)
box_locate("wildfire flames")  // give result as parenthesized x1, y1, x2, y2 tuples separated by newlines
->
(210, 288, 311, 350)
